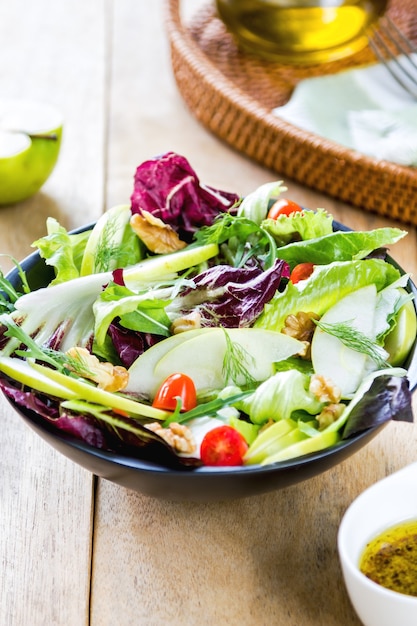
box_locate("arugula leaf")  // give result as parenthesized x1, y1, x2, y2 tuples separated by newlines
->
(163, 390, 254, 426)
(194, 213, 278, 268)
(3, 318, 66, 370)
(0, 254, 31, 300)
(2, 318, 101, 380)
(93, 282, 172, 347)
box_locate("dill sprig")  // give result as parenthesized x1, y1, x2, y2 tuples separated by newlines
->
(222, 329, 257, 387)
(94, 219, 124, 273)
(3, 319, 93, 378)
(315, 319, 390, 369)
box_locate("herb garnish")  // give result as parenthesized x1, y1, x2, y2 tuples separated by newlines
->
(222, 329, 257, 387)
(315, 319, 390, 369)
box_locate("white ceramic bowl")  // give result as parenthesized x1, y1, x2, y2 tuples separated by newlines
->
(338, 462, 417, 626)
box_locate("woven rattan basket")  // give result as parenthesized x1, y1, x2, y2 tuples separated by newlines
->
(166, 0, 417, 224)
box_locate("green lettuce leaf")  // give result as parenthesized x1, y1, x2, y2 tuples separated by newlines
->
(93, 283, 172, 347)
(32, 217, 90, 285)
(255, 258, 401, 332)
(271, 227, 406, 268)
(237, 180, 287, 224)
(235, 370, 323, 425)
(261, 208, 333, 246)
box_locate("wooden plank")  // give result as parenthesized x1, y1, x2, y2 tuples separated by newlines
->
(0, 1, 107, 624)
(91, 1, 417, 624)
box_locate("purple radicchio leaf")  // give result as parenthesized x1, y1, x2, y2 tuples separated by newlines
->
(342, 375, 413, 439)
(52, 414, 108, 448)
(107, 321, 163, 368)
(175, 259, 290, 327)
(93, 412, 201, 469)
(0, 375, 108, 448)
(0, 375, 60, 420)
(0, 373, 199, 467)
(130, 152, 240, 242)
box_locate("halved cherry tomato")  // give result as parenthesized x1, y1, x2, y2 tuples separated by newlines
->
(290, 262, 315, 284)
(267, 198, 304, 219)
(200, 425, 248, 466)
(152, 373, 197, 412)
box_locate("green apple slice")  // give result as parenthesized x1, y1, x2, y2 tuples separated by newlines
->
(126, 328, 216, 395)
(259, 429, 340, 465)
(29, 362, 169, 420)
(384, 292, 417, 366)
(311, 284, 378, 397)
(0, 354, 169, 421)
(146, 328, 304, 396)
(0, 355, 78, 400)
(0, 99, 63, 204)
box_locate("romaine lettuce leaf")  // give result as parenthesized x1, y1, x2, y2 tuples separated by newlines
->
(255, 258, 401, 332)
(272, 227, 406, 268)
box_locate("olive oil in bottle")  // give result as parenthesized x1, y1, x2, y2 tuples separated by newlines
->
(215, 0, 388, 64)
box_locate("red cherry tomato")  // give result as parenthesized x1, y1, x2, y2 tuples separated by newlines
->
(200, 425, 248, 466)
(267, 198, 304, 219)
(290, 262, 315, 284)
(152, 373, 197, 412)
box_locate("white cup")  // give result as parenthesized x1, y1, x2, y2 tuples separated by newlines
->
(338, 462, 417, 626)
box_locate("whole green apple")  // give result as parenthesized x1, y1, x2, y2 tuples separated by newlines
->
(0, 99, 63, 205)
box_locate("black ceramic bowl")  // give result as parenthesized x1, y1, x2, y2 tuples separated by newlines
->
(3, 222, 417, 502)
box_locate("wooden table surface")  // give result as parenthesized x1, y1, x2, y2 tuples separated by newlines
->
(1, 1, 416, 625)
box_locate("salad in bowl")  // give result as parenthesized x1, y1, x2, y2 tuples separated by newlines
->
(0, 152, 415, 493)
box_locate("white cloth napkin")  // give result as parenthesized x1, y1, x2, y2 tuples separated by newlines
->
(273, 54, 417, 166)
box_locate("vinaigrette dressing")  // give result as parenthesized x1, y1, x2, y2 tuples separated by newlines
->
(360, 519, 417, 597)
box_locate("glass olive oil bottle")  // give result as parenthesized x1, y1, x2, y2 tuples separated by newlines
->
(216, 0, 388, 64)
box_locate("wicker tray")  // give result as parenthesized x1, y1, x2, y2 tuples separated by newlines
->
(166, 0, 417, 225)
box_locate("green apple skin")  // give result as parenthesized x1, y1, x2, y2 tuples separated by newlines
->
(0, 125, 62, 205)
(384, 295, 417, 367)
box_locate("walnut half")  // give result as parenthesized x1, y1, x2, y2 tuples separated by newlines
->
(281, 311, 320, 359)
(130, 211, 186, 254)
(309, 373, 341, 404)
(316, 403, 345, 430)
(66, 347, 129, 393)
(170, 311, 202, 334)
(145, 421, 196, 455)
